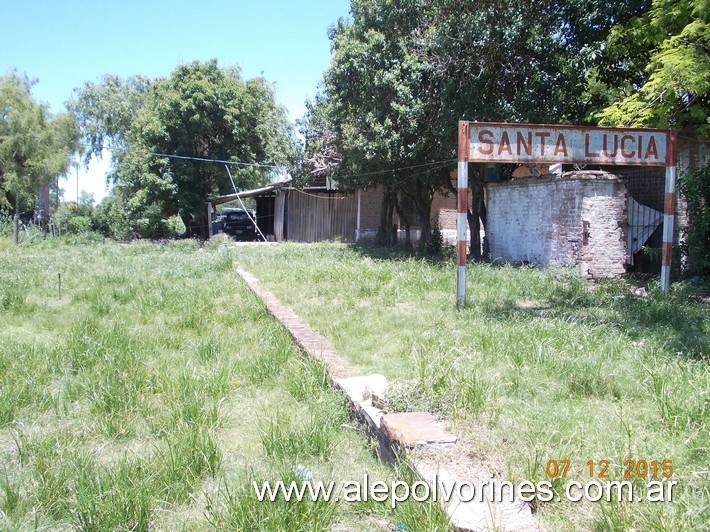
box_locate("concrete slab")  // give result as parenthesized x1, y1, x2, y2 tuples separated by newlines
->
(335, 374, 388, 403)
(381, 412, 457, 447)
(415, 459, 540, 531)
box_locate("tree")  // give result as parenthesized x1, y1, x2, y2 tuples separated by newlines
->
(678, 163, 710, 275)
(303, 0, 640, 254)
(598, 0, 710, 137)
(595, 1, 710, 275)
(68, 74, 151, 163)
(91, 194, 130, 240)
(0, 73, 79, 229)
(70, 60, 298, 238)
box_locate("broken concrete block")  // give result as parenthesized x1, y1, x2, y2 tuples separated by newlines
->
(381, 412, 457, 447)
(335, 374, 388, 403)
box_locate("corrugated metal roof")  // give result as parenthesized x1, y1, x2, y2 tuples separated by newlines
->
(207, 178, 292, 206)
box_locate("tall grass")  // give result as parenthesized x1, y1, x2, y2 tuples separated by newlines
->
(0, 238, 446, 530)
(205, 470, 339, 531)
(236, 241, 709, 531)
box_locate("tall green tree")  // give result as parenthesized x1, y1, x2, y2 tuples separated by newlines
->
(303, 0, 643, 253)
(596, 1, 710, 273)
(68, 74, 151, 162)
(0, 73, 79, 220)
(598, 0, 710, 137)
(70, 60, 298, 238)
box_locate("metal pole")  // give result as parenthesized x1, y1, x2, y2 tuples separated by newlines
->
(660, 164, 677, 294)
(13, 185, 19, 246)
(224, 164, 267, 242)
(356, 189, 362, 242)
(457, 121, 470, 309)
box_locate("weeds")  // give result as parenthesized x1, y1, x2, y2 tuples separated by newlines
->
(260, 411, 338, 461)
(0, 470, 22, 520)
(236, 242, 709, 531)
(284, 357, 331, 402)
(0, 239, 402, 529)
(72, 460, 153, 532)
(158, 423, 222, 503)
(205, 470, 339, 531)
(385, 345, 492, 418)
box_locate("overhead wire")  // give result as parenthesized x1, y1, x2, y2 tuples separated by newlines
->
(148, 151, 457, 221)
(149, 151, 456, 183)
(331, 158, 457, 181)
(150, 152, 282, 169)
(283, 160, 455, 203)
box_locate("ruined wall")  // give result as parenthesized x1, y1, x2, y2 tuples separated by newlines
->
(487, 173, 628, 277)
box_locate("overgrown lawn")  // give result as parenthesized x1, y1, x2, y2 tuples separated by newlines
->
(0, 237, 443, 530)
(236, 242, 709, 531)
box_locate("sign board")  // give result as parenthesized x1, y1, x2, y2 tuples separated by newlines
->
(467, 122, 674, 167)
(455, 120, 679, 309)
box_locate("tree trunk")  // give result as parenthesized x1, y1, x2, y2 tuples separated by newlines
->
(468, 168, 487, 261)
(480, 190, 489, 259)
(13, 185, 20, 246)
(411, 179, 432, 246)
(394, 192, 412, 247)
(377, 188, 397, 247)
(180, 214, 197, 239)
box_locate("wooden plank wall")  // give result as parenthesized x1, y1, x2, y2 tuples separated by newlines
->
(274, 192, 286, 241)
(287, 190, 357, 242)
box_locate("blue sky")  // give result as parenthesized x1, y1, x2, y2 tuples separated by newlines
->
(1, 0, 351, 201)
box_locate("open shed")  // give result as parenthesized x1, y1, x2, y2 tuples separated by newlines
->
(207, 178, 291, 240)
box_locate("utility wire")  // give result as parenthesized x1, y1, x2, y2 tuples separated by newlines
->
(334, 158, 457, 180)
(150, 152, 282, 169)
(151, 151, 455, 178)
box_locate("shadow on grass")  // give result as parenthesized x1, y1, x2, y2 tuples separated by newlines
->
(346, 242, 456, 266)
(344, 243, 707, 360)
(480, 281, 708, 361)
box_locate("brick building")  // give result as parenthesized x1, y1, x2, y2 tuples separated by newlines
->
(355, 186, 464, 244)
(486, 172, 628, 277)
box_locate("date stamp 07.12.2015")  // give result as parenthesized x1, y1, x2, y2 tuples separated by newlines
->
(543, 459, 677, 503)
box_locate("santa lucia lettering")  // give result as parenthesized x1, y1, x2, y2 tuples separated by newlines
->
(469, 125, 670, 166)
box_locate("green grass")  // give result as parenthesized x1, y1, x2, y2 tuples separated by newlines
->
(236, 241, 709, 531)
(0, 236, 451, 530)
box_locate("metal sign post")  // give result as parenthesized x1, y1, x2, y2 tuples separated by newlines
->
(457, 121, 469, 309)
(661, 164, 677, 293)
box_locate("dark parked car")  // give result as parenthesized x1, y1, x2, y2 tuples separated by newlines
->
(221, 208, 257, 241)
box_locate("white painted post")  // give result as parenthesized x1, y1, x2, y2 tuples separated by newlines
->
(356, 189, 362, 242)
(457, 121, 470, 309)
(661, 165, 677, 294)
(207, 201, 213, 238)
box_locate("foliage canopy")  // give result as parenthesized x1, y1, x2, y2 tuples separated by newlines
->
(301, 0, 649, 248)
(70, 60, 298, 237)
(0, 73, 79, 215)
(599, 0, 710, 137)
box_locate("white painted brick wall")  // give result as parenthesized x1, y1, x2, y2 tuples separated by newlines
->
(487, 174, 627, 277)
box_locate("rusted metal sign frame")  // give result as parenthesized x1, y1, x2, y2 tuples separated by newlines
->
(456, 121, 677, 309)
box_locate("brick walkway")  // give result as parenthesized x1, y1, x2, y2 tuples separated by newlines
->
(236, 267, 539, 532)
(237, 269, 355, 379)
